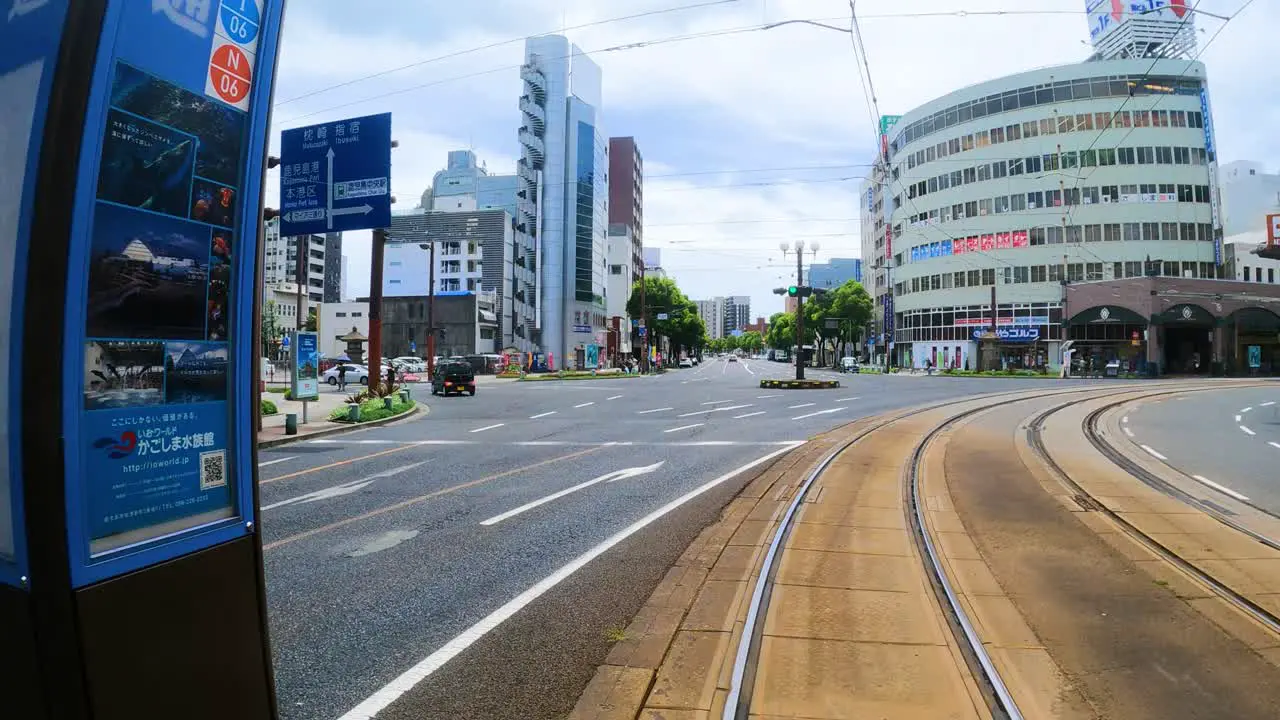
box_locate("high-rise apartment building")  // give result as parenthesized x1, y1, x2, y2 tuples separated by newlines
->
(807, 258, 863, 290)
(608, 137, 644, 285)
(695, 298, 726, 339)
(724, 296, 751, 336)
(262, 217, 326, 303)
(520, 35, 609, 365)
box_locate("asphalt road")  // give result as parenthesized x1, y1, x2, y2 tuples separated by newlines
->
(1121, 385, 1280, 512)
(258, 358, 1098, 720)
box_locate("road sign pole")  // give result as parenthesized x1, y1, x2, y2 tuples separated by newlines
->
(427, 240, 437, 379)
(369, 228, 387, 393)
(795, 251, 806, 381)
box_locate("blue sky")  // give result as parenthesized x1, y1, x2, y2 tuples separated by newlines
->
(264, 0, 1277, 317)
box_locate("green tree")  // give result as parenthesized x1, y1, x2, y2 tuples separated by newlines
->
(627, 277, 706, 361)
(261, 299, 281, 357)
(738, 330, 763, 353)
(765, 312, 793, 350)
(804, 280, 874, 365)
(304, 306, 318, 332)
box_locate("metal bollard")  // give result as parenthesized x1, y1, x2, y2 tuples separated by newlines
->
(383, 397, 393, 410)
(284, 413, 298, 435)
(399, 389, 409, 404)
(347, 403, 360, 421)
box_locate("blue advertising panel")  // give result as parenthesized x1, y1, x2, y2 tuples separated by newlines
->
(585, 344, 600, 369)
(61, 0, 285, 586)
(1, 0, 73, 587)
(279, 112, 393, 235)
(292, 331, 320, 400)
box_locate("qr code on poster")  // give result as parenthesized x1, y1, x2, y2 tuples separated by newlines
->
(200, 450, 227, 490)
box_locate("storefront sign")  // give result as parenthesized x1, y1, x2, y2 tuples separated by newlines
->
(1268, 214, 1280, 249)
(974, 327, 1041, 342)
(954, 316, 1049, 327)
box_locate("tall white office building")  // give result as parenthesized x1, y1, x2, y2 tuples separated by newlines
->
(519, 34, 609, 366)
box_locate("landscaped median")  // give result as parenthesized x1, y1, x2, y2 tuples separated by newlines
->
(328, 389, 417, 423)
(758, 378, 840, 390)
(517, 369, 646, 382)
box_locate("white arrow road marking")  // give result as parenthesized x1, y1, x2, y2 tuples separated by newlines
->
(833, 396, 861, 404)
(480, 461, 665, 526)
(529, 411, 557, 419)
(1270, 442, 1280, 450)
(1262, 401, 1276, 407)
(637, 407, 673, 414)
(258, 456, 297, 468)
(1191, 475, 1250, 502)
(262, 462, 426, 511)
(756, 394, 781, 399)
(792, 407, 844, 420)
(742, 364, 754, 375)
(678, 404, 753, 418)
(1242, 407, 1253, 413)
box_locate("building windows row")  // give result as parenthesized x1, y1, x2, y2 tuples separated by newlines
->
(1242, 266, 1277, 284)
(894, 303, 1066, 343)
(895, 259, 1221, 297)
(890, 74, 1203, 153)
(900, 144, 1209, 202)
(900, 183, 1213, 234)
(899, 107, 1204, 175)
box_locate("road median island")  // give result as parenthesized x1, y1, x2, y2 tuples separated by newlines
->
(758, 378, 840, 390)
(518, 369, 644, 382)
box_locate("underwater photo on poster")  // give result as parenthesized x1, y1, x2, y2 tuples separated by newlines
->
(86, 202, 211, 340)
(206, 230, 232, 340)
(109, 62, 246, 187)
(190, 177, 236, 228)
(83, 340, 166, 410)
(96, 109, 195, 218)
(164, 342, 228, 404)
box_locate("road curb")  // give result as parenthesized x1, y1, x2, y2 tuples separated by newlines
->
(257, 402, 427, 449)
(758, 378, 840, 390)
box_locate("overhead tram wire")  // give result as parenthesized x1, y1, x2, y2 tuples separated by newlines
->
(274, 0, 742, 106)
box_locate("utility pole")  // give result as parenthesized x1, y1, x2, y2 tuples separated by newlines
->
(368, 228, 387, 393)
(427, 240, 437, 378)
(639, 261, 648, 373)
(293, 234, 305, 334)
(794, 248, 806, 381)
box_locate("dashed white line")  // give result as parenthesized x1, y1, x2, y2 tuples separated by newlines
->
(756, 394, 781, 399)
(1139, 444, 1167, 460)
(573, 402, 595, 408)
(677, 404, 753, 418)
(1240, 426, 1256, 436)
(1242, 407, 1253, 413)
(701, 399, 733, 406)
(636, 407, 673, 414)
(529, 411, 557, 419)
(606, 395, 623, 400)
(258, 456, 297, 467)
(1235, 415, 1242, 422)
(833, 396, 861, 403)
(1261, 401, 1276, 407)
(479, 461, 665, 526)
(1122, 427, 1134, 438)
(663, 423, 705, 433)
(1122, 416, 1129, 424)
(787, 403, 815, 409)
(733, 411, 766, 419)
(334, 443, 803, 720)
(470, 423, 505, 433)
(792, 407, 844, 420)
(1270, 442, 1280, 450)
(1191, 475, 1250, 501)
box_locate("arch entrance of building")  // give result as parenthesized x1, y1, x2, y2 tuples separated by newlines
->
(1153, 303, 1216, 375)
(1226, 307, 1280, 375)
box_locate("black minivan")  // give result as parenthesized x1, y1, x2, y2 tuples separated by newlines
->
(431, 361, 476, 396)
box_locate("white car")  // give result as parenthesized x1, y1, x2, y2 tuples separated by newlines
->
(678, 357, 694, 368)
(393, 356, 427, 373)
(322, 364, 369, 386)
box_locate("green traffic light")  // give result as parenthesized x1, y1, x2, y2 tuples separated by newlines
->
(788, 286, 798, 296)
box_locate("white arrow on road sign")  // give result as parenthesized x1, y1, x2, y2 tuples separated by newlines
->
(330, 204, 373, 218)
(479, 461, 665, 526)
(261, 461, 425, 511)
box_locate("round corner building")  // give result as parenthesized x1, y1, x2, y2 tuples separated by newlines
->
(882, 57, 1225, 374)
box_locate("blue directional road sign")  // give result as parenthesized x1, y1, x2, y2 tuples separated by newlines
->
(279, 112, 392, 235)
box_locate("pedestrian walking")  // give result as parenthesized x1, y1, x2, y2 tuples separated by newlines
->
(337, 364, 347, 391)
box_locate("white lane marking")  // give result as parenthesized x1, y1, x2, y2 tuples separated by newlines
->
(1122, 427, 1135, 438)
(1270, 442, 1280, 450)
(637, 407, 674, 414)
(1242, 407, 1253, 413)
(258, 456, 297, 468)
(334, 443, 804, 720)
(701, 399, 733, 406)
(606, 395, 623, 400)
(1122, 416, 1129, 424)
(833, 396, 861, 403)
(787, 403, 815, 409)
(529, 411, 557, 419)
(1191, 475, 1250, 502)
(470, 423, 505, 433)
(743, 363, 755, 375)
(573, 402, 595, 408)
(480, 462, 666, 526)
(1235, 415, 1242, 423)
(262, 462, 426, 511)
(1262, 401, 1276, 407)
(677, 404, 753, 418)
(1140, 444, 1168, 460)
(792, 407, 844, 420)
(353, 440, 397, 444)
(756, 394, 781, 399)
(722, 362, 728, 375)
(663, 423, 705, 433)
(1240, 426, 1256, 436)
(733, 411, 767, 419)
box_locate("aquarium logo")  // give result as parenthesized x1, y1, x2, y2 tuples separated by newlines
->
(94, 431, 139, 460)
(153, 0, 211, 38)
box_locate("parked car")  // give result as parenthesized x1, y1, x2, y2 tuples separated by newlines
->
(678, 357, 693, 368)
(431, 360, 476, 396)
(840, 356, 860, 373)
(393, 356, 427, 373)
(322, 364, 369, 386)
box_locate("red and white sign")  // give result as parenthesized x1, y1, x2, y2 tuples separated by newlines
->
(1011, 230, 1029, 248)
(952, 238, 965, 254)
(996, 232, 1012, 249)
(207, 43, 251, 107)
(1267, 213, 1280, 249)
(980, 234, 995, 251)
(966, 236, 979, 252)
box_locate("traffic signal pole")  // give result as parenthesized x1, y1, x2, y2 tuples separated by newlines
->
(794, 249, 805, 381)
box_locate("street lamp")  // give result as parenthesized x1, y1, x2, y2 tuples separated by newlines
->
(779, 240, 820, 380)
